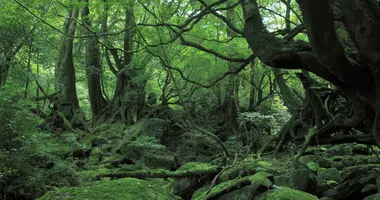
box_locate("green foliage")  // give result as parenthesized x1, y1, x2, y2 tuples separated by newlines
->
(0, 97, 79, 199)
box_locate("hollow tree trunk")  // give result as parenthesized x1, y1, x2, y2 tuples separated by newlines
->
(82, 0, 107, 119)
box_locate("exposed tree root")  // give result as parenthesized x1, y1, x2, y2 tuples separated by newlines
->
(259, 73, 375, 157)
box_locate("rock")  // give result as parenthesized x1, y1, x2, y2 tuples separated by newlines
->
(169, 162, 217, 199)
(352, 144, 370, 155)
(330, 162, 343, 170)
(368, 155, 379, 164)
(192, 172, 273, 200)
(124, 118, 169, 139)
(318, 157, 332, 168)
(37, 178, 180, 200)
(169, 177, 200, 199)
(274, 169, 314, 191)
(257, 187, 319, 200)
(299, 155, 320, 172)
(217, 186, 253, 200)
(317, 168, 341, 187)
(364, 193, 380, 200)
(113, 132, 178, 170)
(325, 144, 351, 156)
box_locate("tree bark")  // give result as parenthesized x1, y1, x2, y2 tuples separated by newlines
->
(54, 1, 86, 130)
(83, 0, 107, 118)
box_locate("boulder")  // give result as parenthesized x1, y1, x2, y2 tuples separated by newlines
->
(275, 169, 314, 191)
(316, 168, 341, 187)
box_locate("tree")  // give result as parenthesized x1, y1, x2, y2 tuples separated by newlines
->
(54, 1, 86, 130)
(240, 0, 380, 151)
(82, 0, 108, 118)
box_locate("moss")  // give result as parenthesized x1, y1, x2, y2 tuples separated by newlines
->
(274, 169, 312, 191)
(258, 187, 319, 200)
(325, 144, 351, 156)
(77, 168, 116, 182)
(298, 155, 320, 172)
(316, 168, 341, 187)
(341, 164, 380, 177)
(193, 172, 273, 200)
(218, 159, 279, 183)
(38, 178, 180, 200)
(352, 144, 370, 155)
(176, 162, 215, 173)
(364, 193, 380, 200)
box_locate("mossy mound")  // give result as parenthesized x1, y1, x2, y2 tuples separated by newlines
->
(38, 178, 180, 200)
(192, 172, 274, 200)
(258, 187, 319, 200)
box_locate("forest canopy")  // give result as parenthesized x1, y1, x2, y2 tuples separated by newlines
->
(1, 0, 380, 199)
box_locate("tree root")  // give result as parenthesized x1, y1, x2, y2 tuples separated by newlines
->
(204, 153, 238, 198)
(194, 125, 233, 160)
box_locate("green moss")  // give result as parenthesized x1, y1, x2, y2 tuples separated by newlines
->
(38, 178, 180, 200)
(193, 172, 273, 200)
(258, 187, 319, 200)
(299, 155, 320, 172)
(274, 169, 312, 191)
(77, 168, 116, 182)
(363, 193, 380, 200)
(316, 168, 341, 187)
(176, 162, 215, 173)
(325, 144, 351, 156)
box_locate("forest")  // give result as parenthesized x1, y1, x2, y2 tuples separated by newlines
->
(1, 0, 380, 199)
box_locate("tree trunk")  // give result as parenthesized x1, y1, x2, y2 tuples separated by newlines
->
(54, 1, 86, 130)
(272, 68, 302, 115)
(222, 2, 239, 132)
(98, 4, 146, 124)
(83, 0, 107, 119)
(239, 0, 380, 149)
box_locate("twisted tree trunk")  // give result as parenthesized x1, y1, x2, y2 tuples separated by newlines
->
(239, 0, 380, 150)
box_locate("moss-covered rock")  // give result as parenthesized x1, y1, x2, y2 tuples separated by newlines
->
(317, 157, 333, 168)
(77, 168, 116, 182)
(192, 172, 273, 200)
(364, 193, 380, 200)
(299, 155, 320, 172)
(124, 118, 168, 139)
(257, 187, 319, 200)
(316, 168, 341, 187)
(325, 144, 351, 156)
(274, 169, 314, 191)
(218, 160, 279, 184)
(168, 162, 218, 197)
(38, 178, 180, 200)
(352, 144, 370, 155)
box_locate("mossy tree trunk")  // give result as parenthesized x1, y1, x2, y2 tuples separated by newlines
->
(82, 0, 107, 119)
(54, 1, 87, 130)
(98, 3, 146, 124)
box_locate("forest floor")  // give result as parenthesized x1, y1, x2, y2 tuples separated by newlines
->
(29, 114, 380, 200)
